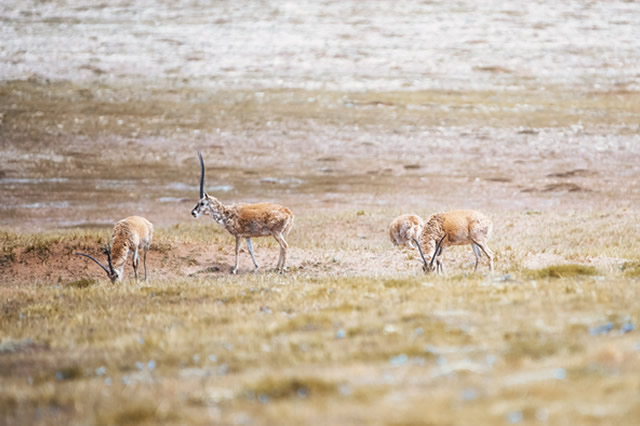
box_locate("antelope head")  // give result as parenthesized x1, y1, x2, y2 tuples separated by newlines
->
(414, 234, 446, 273)
(75, 246, 120, 282)
(191, 151, 225, 223)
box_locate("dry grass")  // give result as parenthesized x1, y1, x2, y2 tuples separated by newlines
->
(2, 209, 640, 425)
(525, 264, 598, 279)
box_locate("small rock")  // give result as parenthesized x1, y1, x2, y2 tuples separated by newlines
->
(390, 354, 408, 366)
(590, 322, 614, 336)
(621, 321, 634, 334)
(383, 324, 398, 334)
(461, 388, 478, 401)
(338, 384, 352, 396)
(260, 306, 273, 314)
(507, 410, 523, 424)
(297, 387, 310, 399)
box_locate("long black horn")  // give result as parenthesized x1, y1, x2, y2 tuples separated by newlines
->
(429, 234, 447, 269)
(197, 150, 205, 199)
(104, 245, 115, 275)
(413, 238, 428, 267)
(75, 252, 111, 276)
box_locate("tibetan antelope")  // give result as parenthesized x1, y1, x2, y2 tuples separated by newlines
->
(413, 210, 493, 274)
(389, 214, 424, 249)
(191, 152, 294, 274)
(75, 216, 153, 282)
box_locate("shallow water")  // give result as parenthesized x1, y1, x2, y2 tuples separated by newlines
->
(1, 1, 639, 230)
(2, 0, 639, 92)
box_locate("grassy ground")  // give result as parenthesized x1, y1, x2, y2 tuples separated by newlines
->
(2, 77, 639, 423)
(2, 209, 640, 425)
(2, 3, 640, 423)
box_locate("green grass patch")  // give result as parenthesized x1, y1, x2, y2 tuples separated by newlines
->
(65, 278, 97, 289)
(245, 376, 337, 400)
(55, 366, 83, 381)
(621, 261, 640, 278)
(526, 264, 598, 279)
(383, 278, 421, 288)
(97, 400, 176, 426)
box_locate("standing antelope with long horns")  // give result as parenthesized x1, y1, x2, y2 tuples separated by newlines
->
(191, 152, 294, 274)
(413, 210, 494, 274)
(75, 216, 154, 282)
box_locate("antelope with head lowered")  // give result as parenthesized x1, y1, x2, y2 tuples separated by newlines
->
(75, 216, 154, 282)
(389, 214, 424, 250)
(413, 210, 494, 274)
(191, 152, 294, 274)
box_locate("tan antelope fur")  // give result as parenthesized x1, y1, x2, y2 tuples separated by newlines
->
(75, 216, 154, 282)
(389, 214, 424, 249)
(191, 152, 294, 274)
(414, 210, 493, 274)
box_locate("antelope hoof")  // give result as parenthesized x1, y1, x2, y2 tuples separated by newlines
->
(231, 267, 238, 274)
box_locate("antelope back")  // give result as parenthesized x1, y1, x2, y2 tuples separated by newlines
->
(440, 210, 492, 244)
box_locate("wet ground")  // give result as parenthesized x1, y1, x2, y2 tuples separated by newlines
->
(1, 0, 639, 230)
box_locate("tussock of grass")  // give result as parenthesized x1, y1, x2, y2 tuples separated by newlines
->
(55, 366, 83, 381)
(246, 376, 337, 400)
(270, 314, 334, 335)
(141, 287, 184, 298)
(65, 278, 96, 289)
(526, 264, 598, 279)
(621, 261, 640, 278)
(97, 401, 163, 426)
(504, 334, 580, 362)
(383, 278, 421, 288)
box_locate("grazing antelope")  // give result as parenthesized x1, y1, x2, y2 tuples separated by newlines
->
(75, 216, 153, 282)
(389, 214, 424, 249)
(191, 152, 294, 274)
(413, 210, 493, 274)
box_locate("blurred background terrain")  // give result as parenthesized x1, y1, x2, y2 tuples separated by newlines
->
(1, 0, 639, 230)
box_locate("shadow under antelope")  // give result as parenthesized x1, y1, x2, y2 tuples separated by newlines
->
(191, 152, 294, 274)
(75, 216, 154, 282)
(413, 210, 494, 274)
